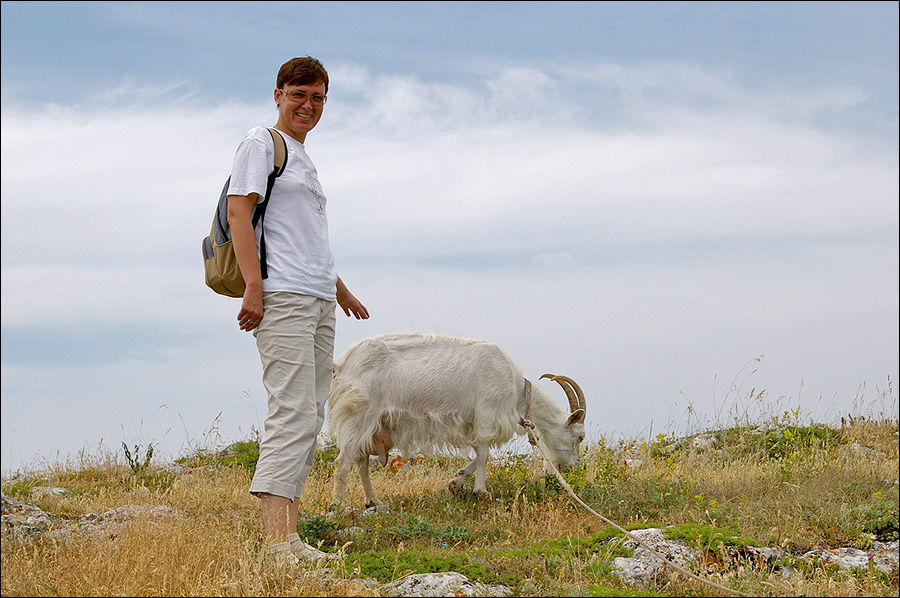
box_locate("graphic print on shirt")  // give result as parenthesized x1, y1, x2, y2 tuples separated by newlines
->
(305, 171, 326, 214)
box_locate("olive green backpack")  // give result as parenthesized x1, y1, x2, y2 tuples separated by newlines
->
(202, 127, 287, 297)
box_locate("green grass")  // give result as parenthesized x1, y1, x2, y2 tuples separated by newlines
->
(2, 406, 897, 597)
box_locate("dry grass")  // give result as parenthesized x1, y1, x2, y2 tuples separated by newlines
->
(2, 404, 898, 596)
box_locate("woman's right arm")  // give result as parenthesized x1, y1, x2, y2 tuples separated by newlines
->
(227, 193, 264, 332)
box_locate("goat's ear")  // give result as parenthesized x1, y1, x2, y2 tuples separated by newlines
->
(567, 409, 585, 426)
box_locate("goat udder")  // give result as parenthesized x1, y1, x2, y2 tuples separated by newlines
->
(372, 429, 393, 467)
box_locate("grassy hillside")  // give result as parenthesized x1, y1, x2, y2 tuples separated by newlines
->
(2, 407, 897, 596)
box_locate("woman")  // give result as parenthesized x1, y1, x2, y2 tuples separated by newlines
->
(227, 56, 369, 565)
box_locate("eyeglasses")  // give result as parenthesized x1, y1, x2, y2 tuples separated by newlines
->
(279, 89, 327, 106)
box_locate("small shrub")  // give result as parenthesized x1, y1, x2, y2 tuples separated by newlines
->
(664, 523, 758, 552)
(313, 436, 339, 475)
(437, 523, 471, 541)
(121, 442, 153, 475)
(647, 433, 680, 459)
(384, 515, 472, 543)
(487, 455, 590, 503)
(487, 456, 546, 501)
(297, 516, 338, 545)
(588, 445, 630, 486)
(544, 463, 589, 496)
(216, 441, 260, 472)
(762, 424, 837, 459)
(389, 516, 436, 539)
(1, 476, 42, 498)
(861, 492, 899, 539)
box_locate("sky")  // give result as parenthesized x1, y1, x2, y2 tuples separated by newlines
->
(2, 1, 898, 474)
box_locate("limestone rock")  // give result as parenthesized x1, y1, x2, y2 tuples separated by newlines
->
(50, 504, 184, 540)
(611, 527, 699, 585)
(692, 434, 718, 450)
(29, 486, 69, 498)
(840, 442, 887, 459)
(381, 571, 511, 597)
(2, 492, 184, 542)
(1, 493, 62, 537)
(802, 541, 899, 574)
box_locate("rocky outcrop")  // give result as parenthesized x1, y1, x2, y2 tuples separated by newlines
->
(49, 504, 185, 540)
(611, 527, 701, 584)
(610, 527, 788, 585)
(801, 543, 899, 574)
(381, 571, 511, 597)
(1, 493, 63, 537)
(609, 526, 899, 586)
(1, 492, 183, 541)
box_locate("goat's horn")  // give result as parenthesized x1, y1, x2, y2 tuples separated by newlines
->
(540, 373, 580, 414)
(548, 374, 586, 413)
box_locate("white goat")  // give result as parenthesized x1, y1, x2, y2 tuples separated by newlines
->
(327, 332, 586, 507)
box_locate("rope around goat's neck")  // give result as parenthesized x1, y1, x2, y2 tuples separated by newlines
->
(520, 419, 750, 597)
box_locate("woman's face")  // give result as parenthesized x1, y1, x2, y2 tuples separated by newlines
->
(274, 81, 327, 143)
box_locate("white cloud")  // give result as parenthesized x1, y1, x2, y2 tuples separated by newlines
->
(0, 264, 231, 329)
(2, 60, 897, 472)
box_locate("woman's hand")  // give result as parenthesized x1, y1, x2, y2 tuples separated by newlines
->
(336, 276, 370, 320)
(238, 282, 264, 331)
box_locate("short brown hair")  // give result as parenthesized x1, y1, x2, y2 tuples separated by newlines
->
(276, 57, 329, 94)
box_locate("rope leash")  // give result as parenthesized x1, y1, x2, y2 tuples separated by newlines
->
(520, 419, 750, 597)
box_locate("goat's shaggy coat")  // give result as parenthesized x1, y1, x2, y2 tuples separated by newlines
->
(327, 332, 586, 506)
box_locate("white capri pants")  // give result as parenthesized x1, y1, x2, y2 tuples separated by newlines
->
(249, 291, 336, 500)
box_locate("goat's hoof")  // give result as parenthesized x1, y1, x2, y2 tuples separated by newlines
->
(472, 487, 487, 497)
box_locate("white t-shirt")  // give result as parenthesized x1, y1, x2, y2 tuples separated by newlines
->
(227, 125, 337, 300)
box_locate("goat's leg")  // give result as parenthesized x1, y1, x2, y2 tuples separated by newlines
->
(448, 457, 477, 492)
(357, 455, 382, 507)
(472, 442, 491, 495)
(331, 449, 354, 507)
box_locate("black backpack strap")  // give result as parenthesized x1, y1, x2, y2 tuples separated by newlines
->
(255, 128, 288, 280)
